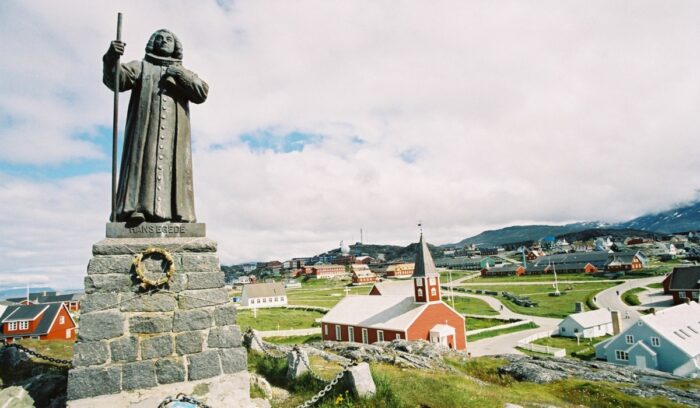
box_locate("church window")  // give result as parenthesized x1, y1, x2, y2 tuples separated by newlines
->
(417, 288, 423, 297)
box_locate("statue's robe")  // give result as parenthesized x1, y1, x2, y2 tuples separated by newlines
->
(103, 53, 208, 222)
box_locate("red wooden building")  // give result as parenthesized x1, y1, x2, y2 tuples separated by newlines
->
(0, 303, 76, 343)
(351, 265, 378, 285)
(384, 263, 415, 278)
(321, 234, 466, 350)
(666, 266, 700, 305)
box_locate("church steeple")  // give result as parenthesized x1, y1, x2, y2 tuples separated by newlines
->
(413, 233, 441, 303)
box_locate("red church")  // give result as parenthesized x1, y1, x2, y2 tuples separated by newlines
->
(321, 233, 466, 350)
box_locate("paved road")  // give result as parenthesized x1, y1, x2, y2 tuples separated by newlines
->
(443, 290, 561, 356)
(592, 276, 666, 330)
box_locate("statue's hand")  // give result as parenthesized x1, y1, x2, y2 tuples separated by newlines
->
(166, 65, 185, 78)
(107, 41, 126, 57)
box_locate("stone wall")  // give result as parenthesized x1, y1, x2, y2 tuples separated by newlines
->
(67, 237, 246, 401)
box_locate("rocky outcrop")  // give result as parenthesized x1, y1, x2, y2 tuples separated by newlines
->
(497, 354, 700, 407)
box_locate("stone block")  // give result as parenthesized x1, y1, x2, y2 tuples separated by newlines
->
(175, 331, 204, 355)
(219, 347, 247, 374)
(213, 303, 237, 326)
(84, 274, 135, 294)
(73, 341, 109, 367)
(177, 288, 229, 310)
(129, 315, 173, 334)
(166, 272, 187, 292)
(208, 325, 242, 349)
(120, 292, 176, 312)
(173, 309, 213, 332)
(78, 311, 124, 341)
(344, 362, 376, 398)
(186, 350, 222, 381)
(110, 336, 138, 362)
(0, 386, 34, 407)
(140, 334, 174, 359)
(67, 366, 121, 400)
(92, 238, 217, 256)
(181, 253, 220, 272)
(286, 349, 309, 380)
(155, 357, 186, 384)
(122, 360, 157, 391)
(80, 293, 119, 314)
(186, 272, 225, 289)
(87, 255, 135, 275)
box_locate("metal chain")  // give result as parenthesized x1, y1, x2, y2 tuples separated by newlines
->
(295, 361, 357, 408)
(247, 329, 287, 359)
(157, 393, 211, 408)
(297, 347, 330, 383)
(0, 343, 73, 368)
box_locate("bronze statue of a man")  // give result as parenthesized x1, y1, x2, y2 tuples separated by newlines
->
(103, 29, 208, 223)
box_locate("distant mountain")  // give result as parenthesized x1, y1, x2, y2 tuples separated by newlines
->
(557, 228, 659, 243)
(444, 222, 608, 248)
(0, 287, 54, 300)
(617, 200, 700, 234)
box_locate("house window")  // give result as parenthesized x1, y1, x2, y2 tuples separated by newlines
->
(561, 327, 566, 332)
(59, 316, 65, 325)
(574, 328, 579, 333)
(416, 278, 423, 287)
(377, 330, 384, 342)
(679, 291, 686, 299)
(693, 291, 699, 300)
(625, 335, 634, 344)
(637, 321, 643, 327)
(262, 298, 267, 303)
(19, 321, 29, 330)
(430, 287, 437, 296)
(281, 296, 286, 302)
(651, 337, 660, 347)
(348, 327, 355, 342)
(417, 288, 423, 297)
(335, 325, 341, 341)
(429, 277, 436, 285)
(361, 328, 368, 344)
(8, 322, 17, 331)
(396, 333, 401, 340)
(324, 325, 328, 336)
(615, 350, 629, 361)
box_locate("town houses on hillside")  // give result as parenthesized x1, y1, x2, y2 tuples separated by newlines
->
(5, 291, 83, 311)
(321, 233, 466, 350)
(0, 303, 76, 343)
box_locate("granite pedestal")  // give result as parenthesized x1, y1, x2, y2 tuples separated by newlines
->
(67, 229, 253, 407)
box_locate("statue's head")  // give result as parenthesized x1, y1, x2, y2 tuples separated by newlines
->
(146, 29, 183, 59)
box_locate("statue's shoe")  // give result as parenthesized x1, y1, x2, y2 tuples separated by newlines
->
(129, 211, 146, 223)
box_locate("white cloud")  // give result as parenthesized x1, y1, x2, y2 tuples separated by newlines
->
(1, 1, 700, 288)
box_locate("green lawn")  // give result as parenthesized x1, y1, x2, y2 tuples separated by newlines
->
(265, 334, 322, 345)
(13, 339, 74, 361)
(286, 285, 371, 308)
(470, 273, 604, 283)
(439, 269, 477, 280)
(466, 317, 510, 331)
(460, 282, 618, 318)
(530, 335, 612, 360)
(468, 322, 538, 342)
(647, 282, 664, 289)
(443, 296, 497, 315)
(236, 308, 324, 331)
(622, 287, 645, 306)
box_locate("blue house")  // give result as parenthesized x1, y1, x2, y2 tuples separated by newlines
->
(594, 302, 700, 377)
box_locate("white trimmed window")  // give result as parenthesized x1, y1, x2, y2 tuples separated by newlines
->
(335, 325, 341, 341)
(679, 291, 686, 299)
(429, 277, 436, 285)
(348, 326, 355, 342)
(377, 330, 384, 342)
(59, 316, 65, 325)
(19, 321, 29, 330)
(430, 287, 437, 296)
(324, 325, 328, 336)
(8, 322, 17, 331)
(615, 350, 629, 361)
(651, 337, 660, 347)
(693, 291, 699, 300)
(416, 278, 423, 287)
(361, 328, 368, 344)
(625, 335, 634, 344)
(417, 288, 423, 297)
(395, 333, 401, 340)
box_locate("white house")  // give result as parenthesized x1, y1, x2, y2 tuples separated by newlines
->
(558, 309, 614, 339)
(241, 282, 287, 308)
(595, 302, 700, 377)
(284, 280, 302, 289)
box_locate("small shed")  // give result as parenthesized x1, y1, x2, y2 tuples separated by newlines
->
(558, 309, 613, 339)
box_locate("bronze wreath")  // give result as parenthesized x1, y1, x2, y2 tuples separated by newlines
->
(132, 247, 176, 289)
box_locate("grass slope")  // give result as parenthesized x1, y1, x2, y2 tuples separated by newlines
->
(236, 308, 324, 331)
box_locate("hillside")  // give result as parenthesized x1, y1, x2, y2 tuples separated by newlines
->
(445, 222, 606, 248)
(618, 200, 700, 234)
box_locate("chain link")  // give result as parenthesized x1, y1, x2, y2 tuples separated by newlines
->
(295, 361, 357, 408)
(296, 346, 330, 384)
(157, 393, 211, 408)
(0, 343, 73, 368)
(247, 329, 287, 359)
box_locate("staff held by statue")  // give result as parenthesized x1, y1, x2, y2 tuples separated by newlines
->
(111, 12, 122, 222)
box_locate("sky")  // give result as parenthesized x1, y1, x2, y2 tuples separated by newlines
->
(1, 1, 699, 290)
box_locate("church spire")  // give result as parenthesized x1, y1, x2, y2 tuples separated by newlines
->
(412, 231, 441, 303)
(413, 233, 438, 277)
